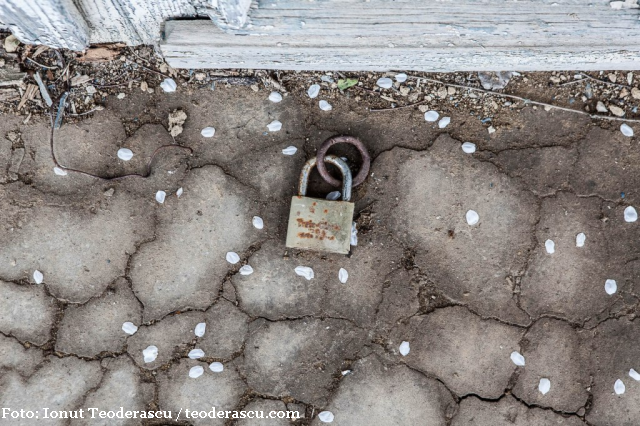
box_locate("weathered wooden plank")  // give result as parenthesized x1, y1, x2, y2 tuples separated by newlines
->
(160, 0, 640, 73)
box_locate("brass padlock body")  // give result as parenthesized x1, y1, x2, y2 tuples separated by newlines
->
(285, 155, 354, 254)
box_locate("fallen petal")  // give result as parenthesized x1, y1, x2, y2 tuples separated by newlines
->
(308, 84, 320, 98)
(376, 77, 393, 89)
(195, 322, 206, 337)
(122, 322, 138, 335)
(267, 120, 282, 132)
(424, 110, 439, 122)
(545, 239, 555, 254)
(160, 78, 177, 93)
(466, 210, 479, 226)
(252, 216, 264, 229)
(189, 366, 204, 378)
(319, 100, 333, 111)
(188, 349, 205, 359)
(143, 345, 158, 363)
(326, 191, 341, 201)
(605, 279, 617, 295)
(239, 265, 254, 275)
(53, 167, 67, 176)
(624, 206, 638, 222)
(282, 146, 297, 155)
(461, 142, 476, 154)
(209, 362, 224, 373)
(269, 92, 283, 103)
(117, 148, 133, 161)
(155, 190, 166, 204)
(318, 411, 334, 423)
(614, 379, 625, 395)
(33, 270, 44, 284)
(226, 252, 240, 264)
(176, 187, 184, 198)
(438, 117, 451, 129)
(511, 351, 525, 366)
(539, 378, 551, 395)
(629, 368, 640, 381)
(395, 73, 408, 83)
(351, 222, 358, 246)
(338, 268, 348, 284)
(399, 341, 410, 356)
(576, 232, 586, 247)
(201, 127, 215, 138)
(620, 124, 634, 137)
(294, 266, 314, 280)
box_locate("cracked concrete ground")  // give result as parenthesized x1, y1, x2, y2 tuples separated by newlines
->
(0, 79, 639, 426)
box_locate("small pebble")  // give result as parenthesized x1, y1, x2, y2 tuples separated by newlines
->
(338, 268, 348, 284)
(267, 120, 282, 132)
(117, 148, 133, 161)
(461, 142, 476, 154)
(155, 190, 166, 204)
(326, 191, 341, 201)
(510, 351, 525, 366)
(377, 77, 393, 89)
(308, 84, 320, 98)
(122, 322, 138, 335)
(318, 411, 334, 423)
(351, 222, 358, 246)
(195, 322, 206, 337)
(395, 73, 407, 83)
(605, 279, 617, 295)
(53, 167, 67, 176)
(239, 265, 254, 275)
(424, 110, 439, 122)
(189, 366, 204, 378)
(117, 93, 126, 99)
(201, 127, 215, 138)
(319, 100, 333, 111)
(33, 270, 44, 284)
(269, 92, 283, 102)
(576, 233, 586, 247)
(620, 124, 634, 137)
(160, 78, 177, 93)
(624, 206, 638, 222)
(294, 266, 314, 280)
(282, 146, 297, 155)
(539, 378, 551, 395)
(614, 379, 625, 395)
(86, 85, 97, 95)
(488, 126, 496, 134)
(188, 349, 205, 359)
(545, 239, 555, 254)
(226, 252, 240, 264)
(252, 216, 264, 229)
(209, 362, 224, 373)
(466, 210, 479, 226)
(399, 341, 410, 356)
(143, 346, 158, 363)
(596, 101, 608, 113)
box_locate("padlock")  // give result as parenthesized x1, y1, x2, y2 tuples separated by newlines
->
(286, 155, 354, 254)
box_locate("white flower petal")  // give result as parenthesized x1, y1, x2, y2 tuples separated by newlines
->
(395, 73, 407, 83)
(188, 349, 205, 359)
(282, 146, 297, 155)
(318, 411, 334, 423)
(629, 368, 640, 381)
(195, 322, 206, 337)
(399, 341, 410, 356)
(267, 120, 282, 132)
(424, 110, 439, 122)
(539, 378, 551, 395)
(209, 362, 224, 373)
(620, 124, 634, 137)
(605, 279, 617, 295)
(576, 233, 586, 247)
(510, 351, 525, 366)
(143, 345, 158, 363)
(545, 239, 555, 254)
(122, 322, 138, 335)
(53, 167, 67, 176)
(160, 78, 177, 93)
(614, 379, 625, 395)
(239, 265, 254, 275)
(294, 266, 314, 280)
(176, 187, 183, 198)
(252, 216, 264, 229)
(338, 268, 348, 284)
(189, 365, 204, 378)
(319, 100, 333, 111)
(117, 148, 133, 161)
(461, 142, 476, 154)
(269, 92, 283, 103)
(201, 127, 215, 138)
(438, 117, 451, 129)
(33, 270, 43, 284)
(341, 370, 351, 376)
(226, 252, 240, 264)
(308, 84, 320, 98)
(376, 77, 393, 89)
(350, 222, 358, 246)
(326, 191, 341, 201)
(624, 206, 638, 222)
(155, 190, 166, 204)
(466, 210, 479, 226)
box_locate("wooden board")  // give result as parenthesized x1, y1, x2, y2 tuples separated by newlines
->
(161, 0, 640, 71)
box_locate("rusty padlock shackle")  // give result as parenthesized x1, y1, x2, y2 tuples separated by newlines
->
(316, 135, 370, 187)
(299, 155, 352, 202)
